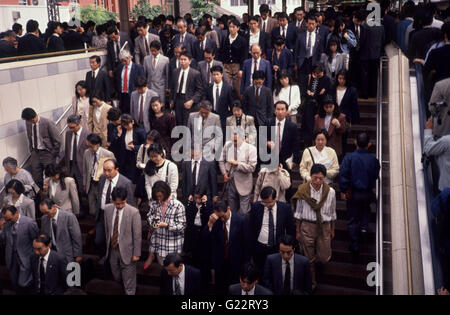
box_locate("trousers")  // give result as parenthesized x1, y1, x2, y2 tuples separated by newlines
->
(109, 247, 137, 295)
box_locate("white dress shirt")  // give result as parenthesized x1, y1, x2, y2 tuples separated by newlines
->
(324, 114, 332, 131)
(249, 30, 260, 50)
(212, 81, 223, 111)
(49, 179, 60, 199)
(281, 256, 295, 290)
(176, 58, 180, 68)
(229, 34, 238, 44)
(306, 30, 316, 57)
(224, 211, 231, 239)
(39, 248, 51, 287)
(194, 203, 202, 227)
(152, 54, 159, 68)
(95, 103, 105, 121)
(296, 19, 304, 28)
(50, 209, 59, 246)
(257, 203, 277, 244)
(336, 88, 346, 106)
(173, 264, 186, 295)
(250, 57, 261, 85)
(70, 127, 82, 161)
(242, 286, 256, 295)
(111, 206, 124, 242)
(121, 61, 133, 93)
(273, 85, 301, 115)
(294, 183, 337, 222)
(178, 67, 189, 94)
(275, 118, 286, 149)
(279, 25, 287, 37)
(92, 67, 99, 79)
(191, 159, 201, 186)
(101, 173, 119, 209)
(125, 129, 133, 151)
(32, 117, 45, 150)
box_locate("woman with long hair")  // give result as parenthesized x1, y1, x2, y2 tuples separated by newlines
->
(327, 17, 357, 54)
(320, 37, 348, 86)
(148, 96, 176, 158)
(72, 80, 90, 128)
(273, 70, 301, 123)
(4, 179, 35, 220)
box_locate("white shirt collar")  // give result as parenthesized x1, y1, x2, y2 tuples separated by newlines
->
(110, 173, 120, 185)
(52, 208, 60, 222)
(52, 33, 60, 37)
(310, 183, 323, 194)
(42, 248, 51, 262)
(215, 81, 223, 89)
(242, 285, 256, 295)
(74, 127, 82, 137)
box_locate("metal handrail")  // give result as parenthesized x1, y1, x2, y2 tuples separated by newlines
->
(0, 46, 106, 63)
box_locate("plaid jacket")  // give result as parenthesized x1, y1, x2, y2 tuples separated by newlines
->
(147, 197, 186, 257)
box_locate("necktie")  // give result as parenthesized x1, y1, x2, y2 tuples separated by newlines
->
(123, 65, 128, 93)
(139, 94, 144, 124)
(255, 87, 259, 104)
(224, 220, 229, 259)
(33, 123, 38, 150)
(145, 36, 150, 55)
(268, 207, 275, 247)
(105, 180, 112, 205)
(200, 41, 204, 51)
(174, 275, 181, 295)
(40, 257, 46, 295)
(215, 85, 220, 111)
(207, 63, 211, 84)
(111, 210, 120, 248)
(245, 291, 248, 295)
(115, 42, 120, 61)
(153, 55, 157, 69)
(253, 59, 258, 75)
(356, 25, 360, 39)
(92, 70, 96, 80)
(11, 223, 17, 251)
(178, 70, 184, 94)
(91, 152, 97, 179)
(51, 218, 58, 250)
(284, 260, 291, 295)
(306, 32, 312, 58)
(72, 132, 77, 162)
(282, 27, 286, 38)
(263, 21, 266, 33)
(192, 161, 198, 189)
(181, 34, 184, 43)
(277, 122, 281, 153)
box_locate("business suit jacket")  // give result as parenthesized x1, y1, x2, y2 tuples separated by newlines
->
(130, 88, 159, 132)
(46, 34, 65, 52)
(4, 194, 36, 220)
(0, 39, 17, 58)
(245, 31, 271, 58)
(115, 62, 145, 95)
(320, 53, 348, 85)
(240, 58, 273, 93)
(26, 116, 61, 156)
(0, 215, 39, 287)
(143, 53, 170, 103)
(248, 201, 295, 252)
(97, 173, 135, 213)
(228, 283, 273, 295)
(115, 127, 146, 168)
(184, 200, 213, 254)
(424, 44, 450, 83)
(30, 250, 67, 295)
(134, 33, 161, 65)
(64, 127, 89, 175)
(171, 32, 196, 56)
(88, 103, 112, 148)
(160, 264, 201, 295)
(226, 114, 257, 146)
(259, 17, 278, 34)
(295, 31, 324, 69)
(106, 35, 133, 71)
(192, 38, 217, 61)
(314, 113, 347, 156)
(170, 67, 204, 106)
(242, 85, 274, 127)
(61, 29, 88, 51)
(85, 68, 112, 102)
(198, 59, 228, 88)
(205, 80, 233, 129)
(332, 86, 360, 125)
(82, 146, 115, 193)
(292, 20, 307, 33)
(169, 57, 199, 84)
(43, 177, 80, 215)
(271, 24, 298, 50)
(263, 253, 312, 295)
(41, 209, 82, 263)
(187, 111, 223, 152)
(104, 203, 142, 265)
(17, 33, 46, 56)
(267, 48, 295, 76)
(266, 117, 301, 166)
(359, 23, 385, 60)
(181, 160, 218, 201)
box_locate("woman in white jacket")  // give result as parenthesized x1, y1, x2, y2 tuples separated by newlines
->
(273, 70, 301, 123)
(144, 143, 178, 201)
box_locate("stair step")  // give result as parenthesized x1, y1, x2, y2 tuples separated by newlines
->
(314, 283, 374, 295)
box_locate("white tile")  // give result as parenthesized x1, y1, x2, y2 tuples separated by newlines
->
(54, 72, 75, 108)
(37, 76, 57, 113)
(0, 138, 6, 180)
(0, 83, 21, 125)
(5, 132, 29, 166)
(18, 79, 40, 112)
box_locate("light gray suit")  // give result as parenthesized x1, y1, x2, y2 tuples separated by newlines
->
(143, 53, 170, 104)
(64, 126, 89, 195)
(130, 88, 159, 133)
(104, 203, 142, 295)
(134, 33, 161, 65)
(226, 114, 257, 146)
(320, 52, 348, 85)
(430, 77, 450, 137)
(41, 208, 82, 263)
(0, 214, 39, 288)
(197, 59, 228, 88)
(4, 194, 36, 220)
(43, 177, 80, 215)
(187, 111, 223, 159)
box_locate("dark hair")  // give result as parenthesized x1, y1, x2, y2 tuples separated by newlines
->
(210, 65, 223, 74)
(232, 100, 243, 109)
(86, 133, 102, 145)
(278, 12, 288, 20)
(310, 163, 327, 177)
(249, 16, 259, 23)
(67, 114, 82, 125)
(252, 70, 266, 81)
(90, 90, 105, 104)
(107, 27, 118, 36)
(229, 18, 240, 27)
(213, 201, 228, 213)
(134, 76, 148, 88)
(40, 198, 56, 209)
(180, 51, 192, 60)
(313, 128, 329, 141)
(240, 262, 259, 283)
(34, 233, 51, 246)
(3, 157, 18, 168)
(199, 100, 212, 111)
(195, 27, 206, 37)
(152, 180, 171, 201)
(145, 144, 165, 176)
(12, 23, 22, 34)
(274, 100, 289, 111)
(357, 132, 370, 148)
(120, 114, 134, 126)
(150, 40, 161, 50)
(312, 63, 324, 74)
(148, 97, 166, 121)
(163, 252, 183, 267)
(260, 186, 277, 200)
(274, 70, 292, 96)
(26, 20, 39, 33)
(75, 80, 89, 99)
(354, 9, 367, 22)
(294, 7, 305, 14)
(136, 21, 147, 29)
(89, 55, 101, 65)
(442, 21, 450, 40)
(111, 187, 128, 201)
(325, 37, 341, 60)
(21, 108, 37, 121)
(147, 143, 165, 158)
(306, 14, 317, 23)
(259, 4, 270, 14)
(146, 130, 168, 153)
(318, 95, 340, 118)
(279, 234, 295, 247)
(204, 46, 215, 55)
(107, 107, 122, 121)
(335, 70, 351, 88)
(44, 164, 67, 191)
(193, 185, 207, 197)
(5, 179, 25, 195)
(274, 36, 285, 47)
(1, 205, 18, 216)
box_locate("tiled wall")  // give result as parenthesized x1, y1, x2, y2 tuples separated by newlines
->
(0, 51, 107, 185)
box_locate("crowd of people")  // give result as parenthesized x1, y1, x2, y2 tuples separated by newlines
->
(0, 0, 447, 296)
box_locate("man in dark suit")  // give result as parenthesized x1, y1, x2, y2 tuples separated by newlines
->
(271, 12, 297, 51)
(249, 186, 296, 274)
(86, 55, 112, 103)
(31, 233, 67, 295)
(205, 65, 233, 130)
(263, 235, 312, 295)
(424, 22, 450, 84)
(228, 262, 273, 295)
(246, 16, 271, 58)
(0, 30, 17, 58)
(347, 10, 366, 92)
(241, 44, 273, 94)
(203, 201, 248, 294)
(292, 7, 307, 32)
(21, 108, 61, 189)
(171, 19, 196, 56)
(115, 49, 145, 114)
(17, 19, 46, 56)
(170, 51, 204, 126)
(94, 158, 134, 256)
(106, 28, 134, 78)
(60, 24, 88, 51)
(242, 70, 274, 128)
(160, 252, 202, 295)
(64, 114, 89, 215)
(46, 21, 65, 52)
(192, 27, 217, 62)
(266, 101, 301, 171)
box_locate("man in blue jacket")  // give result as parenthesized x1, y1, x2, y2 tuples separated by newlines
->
(339, 132, 380, 254)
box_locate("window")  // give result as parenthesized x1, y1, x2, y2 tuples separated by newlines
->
(258, 0, 276, 4)
(19, 0, 27, 5)
(231, 0, 246, 6)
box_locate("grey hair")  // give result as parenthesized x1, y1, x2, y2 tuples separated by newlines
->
(3, 30, 16, 38)
(250, 43, 261, 51)
(119, 49, 131, 60)
(174, 43, 186, 50)
(177, 19, 187, 28)
(199, 100, 212, 111)
(2, 157, 18, 169)
(67, 114, 82, 125)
